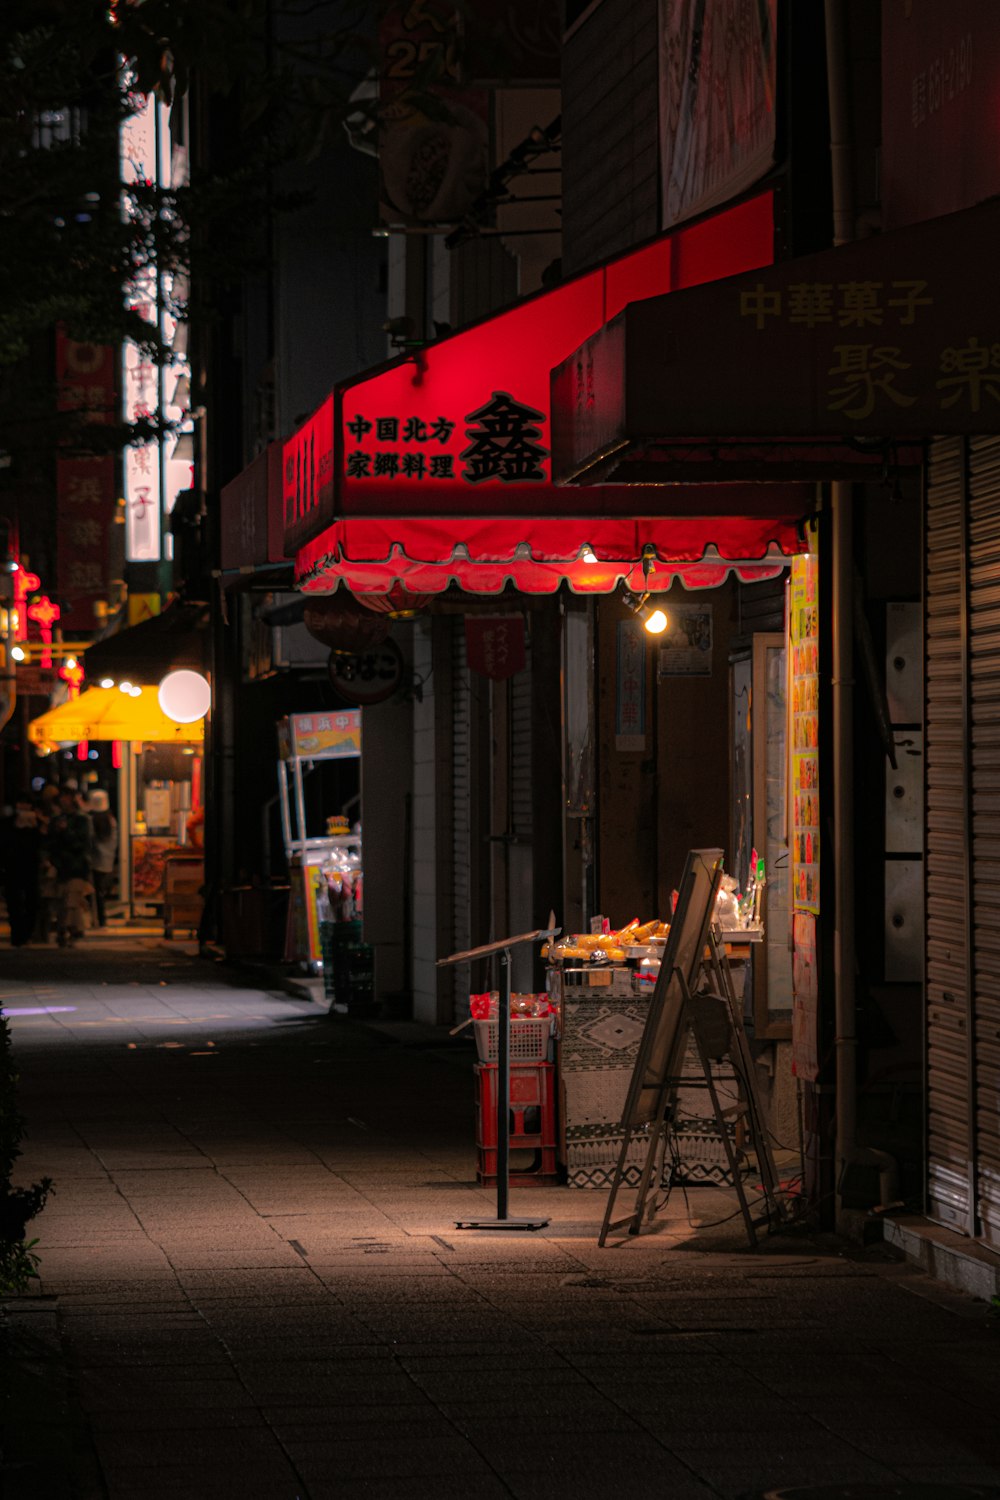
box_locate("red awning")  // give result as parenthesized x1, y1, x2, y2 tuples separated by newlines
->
(287, 191, 810, 596)
(295, 513, 803, 596)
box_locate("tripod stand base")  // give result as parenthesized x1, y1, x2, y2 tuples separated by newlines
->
(454, 1217, 550, 1231)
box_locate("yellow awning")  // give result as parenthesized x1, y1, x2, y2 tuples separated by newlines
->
(28, 687, 204, 752)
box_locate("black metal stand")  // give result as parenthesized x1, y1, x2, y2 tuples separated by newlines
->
(438, 928, 557, 1232)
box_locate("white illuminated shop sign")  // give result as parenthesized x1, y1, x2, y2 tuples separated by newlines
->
(119, 86, 194, 563)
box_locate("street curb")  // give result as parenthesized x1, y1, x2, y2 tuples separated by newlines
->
(883, 1212, 1000, 1302)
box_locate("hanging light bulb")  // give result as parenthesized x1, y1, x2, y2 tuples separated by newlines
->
(581, 545, 598, 564)
(621, 586, 669, 637)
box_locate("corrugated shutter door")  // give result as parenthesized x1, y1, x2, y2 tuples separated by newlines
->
(507, 652, 535, 986)
(969, 435, 1000, 1249)
(451, 622, 472, 1023)
(511, 665, 533, 842)
(925, 436, 974, 1233)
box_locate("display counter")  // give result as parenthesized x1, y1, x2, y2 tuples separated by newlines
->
(545, 919, 763, 1189)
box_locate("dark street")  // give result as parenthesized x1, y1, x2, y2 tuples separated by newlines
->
(3, 944, 999, 1499)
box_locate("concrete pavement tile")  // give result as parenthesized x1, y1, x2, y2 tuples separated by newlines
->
(78, 1375, 260, 1411)
(506, 1474, 716, 1500)
(395, 1349, 572, 1371)
(893, 1464, 1000, 1484)
(476, 1428, 678, 1470)
(827, 1429, 1000, 1466)
(177, 1267, 331, 1293)
(72, 1348, 233, 1370)
(240, 1366, 430, 1401)
(334, 1284, 485, 1305)
(254, 1382, 438, 1416)
(286, 1432, 499, 1481)
(263, 1404, 443, 1436)
(93, 1428, 287, 1466)
(449, 1410, 648, 1440)
(663, 1457, 904, 1496)
(636, 1409, 832, 1438)
(158, 1248, 310, 1269)
(101, 1461, 304, 1498)
(425, 1384, 613, 1415)
(88, 1407, 268, 1431)
(306, 1477, 513, 1499)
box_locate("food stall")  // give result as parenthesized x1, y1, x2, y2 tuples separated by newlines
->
(27, 685, 205, 922)
(543, 882, 764, 1189)
(277, 710, 362, 967)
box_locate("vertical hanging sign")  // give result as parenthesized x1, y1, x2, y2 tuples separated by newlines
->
(54, 330, 117, 629)
(121, 89, 161, 563)
(789, 550, 820, 914)
(615, 619, 647, 752)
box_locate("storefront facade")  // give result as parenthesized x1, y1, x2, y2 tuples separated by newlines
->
(279, 190, 810, 1030)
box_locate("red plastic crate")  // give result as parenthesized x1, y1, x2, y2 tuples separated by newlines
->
(474, 1062, 558, 1185)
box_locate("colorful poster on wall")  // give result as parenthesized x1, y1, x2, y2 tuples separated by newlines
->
(657, 601, 714, 677)
(790, 550, 820, 914)
(658, 0, 778, 229)
(615, 620, 646, 752)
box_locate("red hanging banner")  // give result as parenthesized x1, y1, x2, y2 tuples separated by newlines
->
(465, 615, 526, 679)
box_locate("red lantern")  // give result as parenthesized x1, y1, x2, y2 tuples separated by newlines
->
(302, 594, 390, 654)
(354, 585, 431, 620)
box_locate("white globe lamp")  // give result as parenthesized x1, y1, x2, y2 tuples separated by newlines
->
(158, 669, 211, 724)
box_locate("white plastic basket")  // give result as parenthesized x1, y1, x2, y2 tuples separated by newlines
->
(474, 1018, 551, 1064)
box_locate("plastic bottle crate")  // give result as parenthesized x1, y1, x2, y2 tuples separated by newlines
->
(473, 1017, 551, 1064)
(474, 1062, 558, 1184)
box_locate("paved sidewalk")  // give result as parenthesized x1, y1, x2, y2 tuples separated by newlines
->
(3, 948, 1000, 1499)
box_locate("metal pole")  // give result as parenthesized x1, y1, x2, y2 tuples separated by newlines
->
(497, 947, 511, 1221)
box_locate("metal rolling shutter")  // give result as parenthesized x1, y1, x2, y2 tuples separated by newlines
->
(969, 435, 1000, 1249)
(451, 622, 473, 1023)
(507, 650, 535, 986)
(925, 436, 974, 1234)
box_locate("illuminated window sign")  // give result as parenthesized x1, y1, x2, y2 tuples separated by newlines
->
(344, 392, 549, 484)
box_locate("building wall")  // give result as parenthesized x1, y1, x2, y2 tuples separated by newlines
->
(361, 630, 414, 1003)
(561, 0, 660, 276)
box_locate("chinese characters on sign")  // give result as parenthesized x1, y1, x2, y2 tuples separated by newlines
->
(55, 330, 117, 630)
(464, 616, 526, 680)
(344, 391, 550, 485)
(287, 710, 361, 759)
(790, 552, 820, 916)
(615, 620, 647, 753)
(119, 84, 194, 565)
(738, 274, 1000, 421)
(327, 640, 404, 707)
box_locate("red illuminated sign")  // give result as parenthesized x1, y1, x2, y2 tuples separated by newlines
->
(55, 328, 117, 630)
(14, 567, 41, 641)
(283, 397, 335, 552)
(27, 594, 60, 669)
(282, 192, 775, 554)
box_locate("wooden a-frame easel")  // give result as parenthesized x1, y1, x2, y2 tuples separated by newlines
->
(599, 849, 789, 1249)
